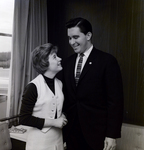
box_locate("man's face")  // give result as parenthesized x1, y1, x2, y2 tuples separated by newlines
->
(67, 27, 89, 54)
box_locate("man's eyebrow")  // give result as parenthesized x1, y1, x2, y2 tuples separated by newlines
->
(68, 35, 79, 38)
(72, 35, 79, 37)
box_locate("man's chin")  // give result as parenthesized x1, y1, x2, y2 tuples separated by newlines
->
(74, 49, 80, 53)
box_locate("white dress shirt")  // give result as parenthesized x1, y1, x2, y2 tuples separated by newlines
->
(75, 45, 93, 76)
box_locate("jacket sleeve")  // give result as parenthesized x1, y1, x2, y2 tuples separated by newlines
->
(105, 56, 124, 138)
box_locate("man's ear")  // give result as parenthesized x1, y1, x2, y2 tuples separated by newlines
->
(86, 32, 92, 41)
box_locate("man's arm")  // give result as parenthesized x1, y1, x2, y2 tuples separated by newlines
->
(105, 56, 124, 138)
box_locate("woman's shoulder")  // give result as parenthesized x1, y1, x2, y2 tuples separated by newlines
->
(23, 83, 37, 99)
(24, 83, 37, 92)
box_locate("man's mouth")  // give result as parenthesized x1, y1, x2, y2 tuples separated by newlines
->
(73, 45, 79, 50)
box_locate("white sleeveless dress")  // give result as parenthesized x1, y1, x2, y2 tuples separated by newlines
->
(26, 127, 63, 150)
(25, 75, 64, 150)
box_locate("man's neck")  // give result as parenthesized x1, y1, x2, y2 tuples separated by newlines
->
(84, 43, 93, 53)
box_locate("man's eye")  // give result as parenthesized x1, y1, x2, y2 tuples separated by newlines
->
(74, 36, 79, 39)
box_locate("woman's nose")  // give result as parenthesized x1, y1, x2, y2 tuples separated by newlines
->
(58, 56, 62, 61)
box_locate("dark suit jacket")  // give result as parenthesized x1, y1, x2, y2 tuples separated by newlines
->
(62, 47, 124, 149)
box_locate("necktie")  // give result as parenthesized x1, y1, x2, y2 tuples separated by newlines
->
(75, 53, 84, 86)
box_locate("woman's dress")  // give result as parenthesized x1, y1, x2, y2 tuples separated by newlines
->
(20, 75, 64, 150)
(26, 126, 63, 150)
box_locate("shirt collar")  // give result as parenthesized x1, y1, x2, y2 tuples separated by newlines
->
(78, 45, 93, 58)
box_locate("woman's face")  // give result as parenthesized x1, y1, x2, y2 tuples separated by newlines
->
(47, 52, 62, 74)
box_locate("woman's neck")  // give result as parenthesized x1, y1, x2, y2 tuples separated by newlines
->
(43, 71, 56, 79)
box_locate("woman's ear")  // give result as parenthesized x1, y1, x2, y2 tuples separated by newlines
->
(86, 32, 92, 41)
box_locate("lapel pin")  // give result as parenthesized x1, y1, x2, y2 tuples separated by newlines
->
(89, 62, 92, 65)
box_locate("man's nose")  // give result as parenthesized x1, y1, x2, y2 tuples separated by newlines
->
(69, 38, 75, 45)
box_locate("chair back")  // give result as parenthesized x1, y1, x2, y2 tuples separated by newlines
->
(0, 122, 12, 150)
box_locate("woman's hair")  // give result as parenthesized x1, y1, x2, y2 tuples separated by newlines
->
(66, 17, 92, 35)
(32, 43, 58, 74)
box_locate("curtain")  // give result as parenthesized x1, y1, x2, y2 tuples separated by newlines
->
(7, 0, 48, 121)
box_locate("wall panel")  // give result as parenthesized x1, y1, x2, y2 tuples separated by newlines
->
(47, 0, 144, 126)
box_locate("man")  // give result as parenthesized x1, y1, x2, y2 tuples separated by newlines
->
(62, 17, 124, 150)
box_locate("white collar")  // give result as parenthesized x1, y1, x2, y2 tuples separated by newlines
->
(78, 45, 93, 58)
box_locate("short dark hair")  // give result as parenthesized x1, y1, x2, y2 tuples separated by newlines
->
(32, 43, 58, 74)
(66, 17, 92, 35)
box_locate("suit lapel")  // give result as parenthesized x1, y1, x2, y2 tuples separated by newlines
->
(69, 54, 77, 89)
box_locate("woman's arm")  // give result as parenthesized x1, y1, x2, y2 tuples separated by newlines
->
(19, 83, 68, 129)
(19, 83, 44, 129)
(44, 114, 67, 129)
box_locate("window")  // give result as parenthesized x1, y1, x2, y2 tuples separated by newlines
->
(0, 0, 14, 96)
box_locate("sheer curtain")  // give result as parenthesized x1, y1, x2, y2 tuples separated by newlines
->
(7, 0, 48, 120)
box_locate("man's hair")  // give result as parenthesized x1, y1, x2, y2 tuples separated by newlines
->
(66, 17, 92, 35)
(32, 43, 58, 74)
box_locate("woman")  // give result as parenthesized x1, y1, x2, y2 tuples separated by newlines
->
(19, 43, 67, 150)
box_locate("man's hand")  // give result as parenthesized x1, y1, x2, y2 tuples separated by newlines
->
(103, 137, 116, 150)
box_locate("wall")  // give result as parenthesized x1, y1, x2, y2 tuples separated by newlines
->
(47, 0, 144, 126)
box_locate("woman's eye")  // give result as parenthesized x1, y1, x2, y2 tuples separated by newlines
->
(53, 55, 57, 59)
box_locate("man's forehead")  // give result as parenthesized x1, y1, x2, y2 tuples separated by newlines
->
(68, 27, 80, 32)
(67, 27, 83, 36)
